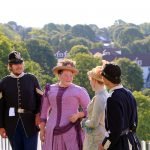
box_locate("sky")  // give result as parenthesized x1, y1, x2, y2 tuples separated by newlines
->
(0, 0, 150, 28)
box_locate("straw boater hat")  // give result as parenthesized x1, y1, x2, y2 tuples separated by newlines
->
(52, 59, 79, 75)
(87, 66, 103, 83)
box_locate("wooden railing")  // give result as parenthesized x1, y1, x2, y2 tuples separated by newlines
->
(141, 140, 150, 150)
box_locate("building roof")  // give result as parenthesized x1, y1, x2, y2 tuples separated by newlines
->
(103, 53, 150, 66)
(90, 47, 121, 55)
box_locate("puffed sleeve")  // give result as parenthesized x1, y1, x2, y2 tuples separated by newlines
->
(85, 95, 106, 128)
(78, 87, 90, 117)
(40, 84, 51, 123)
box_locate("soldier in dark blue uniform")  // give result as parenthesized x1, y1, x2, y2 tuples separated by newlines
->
(0, 51, 43, 150)
(99, 63, 141, 150)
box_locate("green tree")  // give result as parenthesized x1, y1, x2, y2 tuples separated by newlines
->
(0, 33, 13, 78)
(71, 25, 96, 41)
(26, 39, 57, 74)
(71, 53, 101, 97)
(50, 34, 60, 50)
(0, 61, 8, 79)
(0, 33, 13, 63)
(91, 42, 103, 49)
(64, 24, 71, 31)
(120, 46, 131, 54)
(56, 33, 73, 51)
(25, 60, 53, 88)
(114, 19, 127, 25)
(128, 36, 150, 54)
(142, 88, 150, 97)
(43, 23, 60, 33)
(0, 23, 21, 41)
(69, 38, 92, 49)
(115, 58, 143, 91)
(118, 27, 143, 46)
(139, 23, 150, 35)
(13, 42, 31, 60)
(19, 27, 33, 40)
(28, 28, 49, 41)
(97, 27, 111, 41)
(110, 25, 124, 43)
(69, 45, 90, 57)
(133, 91, 150, 140)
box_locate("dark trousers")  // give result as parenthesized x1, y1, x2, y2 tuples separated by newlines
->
(9, 120, 38, 150)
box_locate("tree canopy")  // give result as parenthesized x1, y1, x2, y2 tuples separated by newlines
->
(133, 91, 150, 140)
(71, 53, 101, 97)
(68, 45, 90, 57)
(115, 58, 143, 91)
(25, 39, 57, 74)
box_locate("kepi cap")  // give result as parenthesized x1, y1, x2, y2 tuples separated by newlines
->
(8, 51, 23, 64)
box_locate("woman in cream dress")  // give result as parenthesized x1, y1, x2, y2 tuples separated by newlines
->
(82, 66, 108, 150)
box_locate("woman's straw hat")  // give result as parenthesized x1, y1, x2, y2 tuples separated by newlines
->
(53, 59, 79, 75)
(87, 66, 103, 83)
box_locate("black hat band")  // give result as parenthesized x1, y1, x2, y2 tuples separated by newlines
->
(102, 70, 121, 84)
(8, 59, 23, 64)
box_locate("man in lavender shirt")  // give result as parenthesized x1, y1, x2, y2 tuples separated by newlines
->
(40, 59, 90, 150)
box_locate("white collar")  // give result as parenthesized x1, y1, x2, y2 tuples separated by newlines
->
(109, 84, 123, 92)
(10, 72, 25, 78)
(109, 84, 123, 96)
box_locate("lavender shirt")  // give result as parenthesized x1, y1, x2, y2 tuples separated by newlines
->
(40, 83, 90, 150)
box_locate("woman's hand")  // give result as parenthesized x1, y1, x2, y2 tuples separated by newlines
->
(69, 112, 85, 123)
(69, 113, 79, 123)
(39, 122, 46, 142)
(40, 128, 46, 143)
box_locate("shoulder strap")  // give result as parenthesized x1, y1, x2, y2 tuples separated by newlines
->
(44, 83, 51, 97)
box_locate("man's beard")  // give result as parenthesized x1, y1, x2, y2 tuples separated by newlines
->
(13, 71, 22, 76)
(14, 73, 21, 76)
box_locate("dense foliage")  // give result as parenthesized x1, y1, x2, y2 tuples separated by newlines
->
(133, 91, 150, 140)
(71, 53, 101, 97)
(115, 58, 143, 91)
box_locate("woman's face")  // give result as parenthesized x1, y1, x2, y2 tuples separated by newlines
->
(58, 70, 74, 87)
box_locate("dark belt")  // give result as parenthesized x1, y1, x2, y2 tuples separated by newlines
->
(17, 108, 33, 114)
(120, 128, 132, 136)
(53, 119, 83, 150)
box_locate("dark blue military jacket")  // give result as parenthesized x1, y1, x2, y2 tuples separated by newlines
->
(0, 73, 42, 137)
(102, 88, 141, 150)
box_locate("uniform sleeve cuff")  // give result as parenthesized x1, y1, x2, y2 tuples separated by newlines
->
(102, 137, 111, 150)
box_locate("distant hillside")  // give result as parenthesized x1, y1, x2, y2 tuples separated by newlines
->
(0, 19, 150, 85)
(0, 20, 150, 55)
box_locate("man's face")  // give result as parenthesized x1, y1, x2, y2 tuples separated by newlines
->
(10, 63, 24, 75)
